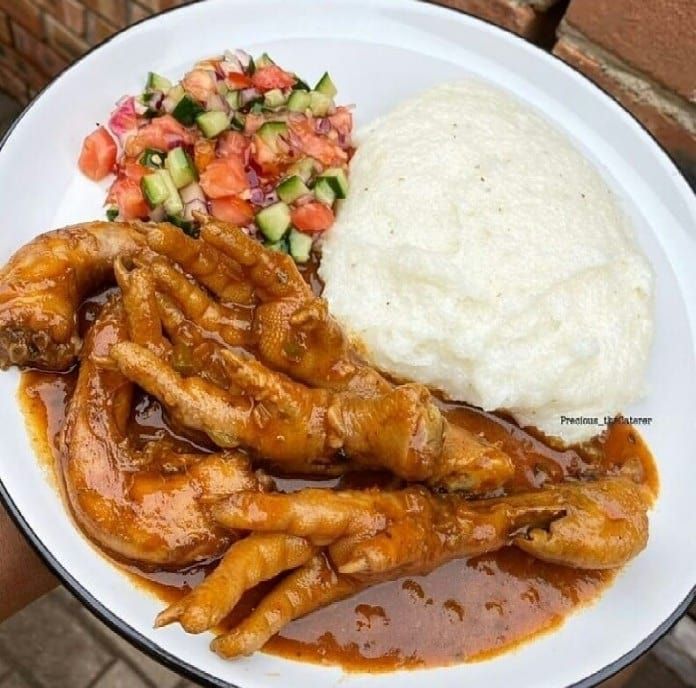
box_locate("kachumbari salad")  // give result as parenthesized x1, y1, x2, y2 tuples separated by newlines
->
(77, 49, 352, 263)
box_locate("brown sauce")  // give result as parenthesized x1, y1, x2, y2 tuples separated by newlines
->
(18, 364, 658, 671)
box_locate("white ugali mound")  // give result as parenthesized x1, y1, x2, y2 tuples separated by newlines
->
(319, 80, 654, 444)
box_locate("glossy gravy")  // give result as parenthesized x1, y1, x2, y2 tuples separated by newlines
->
(18, 365, 657, 671)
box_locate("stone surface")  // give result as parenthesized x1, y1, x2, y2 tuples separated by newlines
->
(0, 594, 112, 688)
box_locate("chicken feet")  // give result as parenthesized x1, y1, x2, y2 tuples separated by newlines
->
(158, 476, 648, 657)
(0, 221, 146, 369)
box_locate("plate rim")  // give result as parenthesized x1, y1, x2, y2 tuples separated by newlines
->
(0, 1, 694, 687)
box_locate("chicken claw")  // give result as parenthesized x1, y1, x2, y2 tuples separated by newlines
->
(212, 553, 359, 659)
(143, 222, 255, 305)
(164, 477, 648, 657)
(155, 533, 316, 633)
(0, 221, 145, 369)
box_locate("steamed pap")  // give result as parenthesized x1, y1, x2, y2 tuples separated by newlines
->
(320, 80, 654, 443)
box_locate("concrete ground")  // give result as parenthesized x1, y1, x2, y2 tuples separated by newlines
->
(0, 93, 694, 688)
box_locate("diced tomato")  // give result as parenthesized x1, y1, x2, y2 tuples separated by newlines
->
(193, 138, 216, 173)
(328, 106, 352, 137)
(125, 115, 194, 157)
(108, 177, 149, 220)
(291, 202, 334, 233)
(78, 126, 117, 181)
(288, 117, 347, 167)
(244, 113, 265, 136)
(182, 68, 218, 102)
(210, 196, 255, 225)
(121, 159, 149, 184)
(251, 65, 295, 92)
(217, 131, 248, 160)
(199, 157, 248, 198)
(226, 72, 253, 90)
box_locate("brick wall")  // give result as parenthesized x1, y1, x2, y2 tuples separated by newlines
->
(0, 0, 193, 103)
(554, 0, 696, 176)
(0, 0, 694, 176)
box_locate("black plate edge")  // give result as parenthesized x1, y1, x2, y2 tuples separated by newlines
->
(0, 1, 694, 687)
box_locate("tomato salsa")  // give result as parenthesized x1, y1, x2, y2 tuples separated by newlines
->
(77, 49, 353, 263)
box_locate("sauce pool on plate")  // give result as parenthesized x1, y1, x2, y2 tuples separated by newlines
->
(18, 364, 657, 671)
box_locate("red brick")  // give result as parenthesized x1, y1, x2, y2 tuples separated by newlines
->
(86, 11, 117, 44)
(83, 0, 127, 28)
(136, 0, 188, 11)
(35, 0, 85, 35)
(563, 0, 696, 104)
(554, 38, 696, 164)
(427, 0, 548, 42)
(129, 3, 153, 24)
(10, 20, 67, 77)
(0, 64, 29, 102)
(0, 0, 43, 37)
(0, 42, 48, 91)
(44, 13, 89, 59)
(0, 10, 11, 44)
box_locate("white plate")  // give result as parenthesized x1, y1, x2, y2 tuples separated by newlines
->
(0, 1, 694, 687)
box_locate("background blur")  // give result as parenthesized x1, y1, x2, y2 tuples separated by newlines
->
(0, 1, 694, 687)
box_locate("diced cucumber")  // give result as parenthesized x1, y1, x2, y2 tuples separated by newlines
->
(264, 237, 289, 253)
(264, 89, 287, 108)
(287, 89, 311, 113)
(196, 110, 229, 137)
(172, 94, 204, 125)
(167, 214, 198, 237)
(140, 148, 166, 169)
(225, 90, 240, 110)
(317, 167, 349, 199)
(165, 146, 197, 189)
(167, 83, 185, 103)
(146, 71, 172, 92)
(229, 112, 246, 131)
(249, 101, 264, 114)
(142, 170, 184, 215)
(255, 52, 275, 69)
(105, 206, 118, 222)
(277, 175, 310, 204)
(256, 201, 291, 241)
(292, 77, 310, 91)
(160, 170, 184, 216)
(257, 121, 288, 151)
(314, 72, 337, 98)
(309, 90, 333, 117)
(313, 178, 336, 206)
(287, 157, 317, 183)
(288, 228, 313, 263)
(141, 171, 170, 207)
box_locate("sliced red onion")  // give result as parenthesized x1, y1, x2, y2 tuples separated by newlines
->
(263, 190, 279, 206)
(294, 193, 315, 207)
(149, 206, 166, 222)
(220, 53, 243, 75)
(246, 168, 260, 188)
(233, 50, 251, 72)
(315, 118, 331, 135)
(183, 199, 208, 222)
(180, 182, 206, 205)
(338, 133, 350, 148)
(108, 96, 139, 144)
(149, 91, 165, 110)
(249, 188, 265, 205)
(206, 93, 228, 113)
(240, 88, 261, 106)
